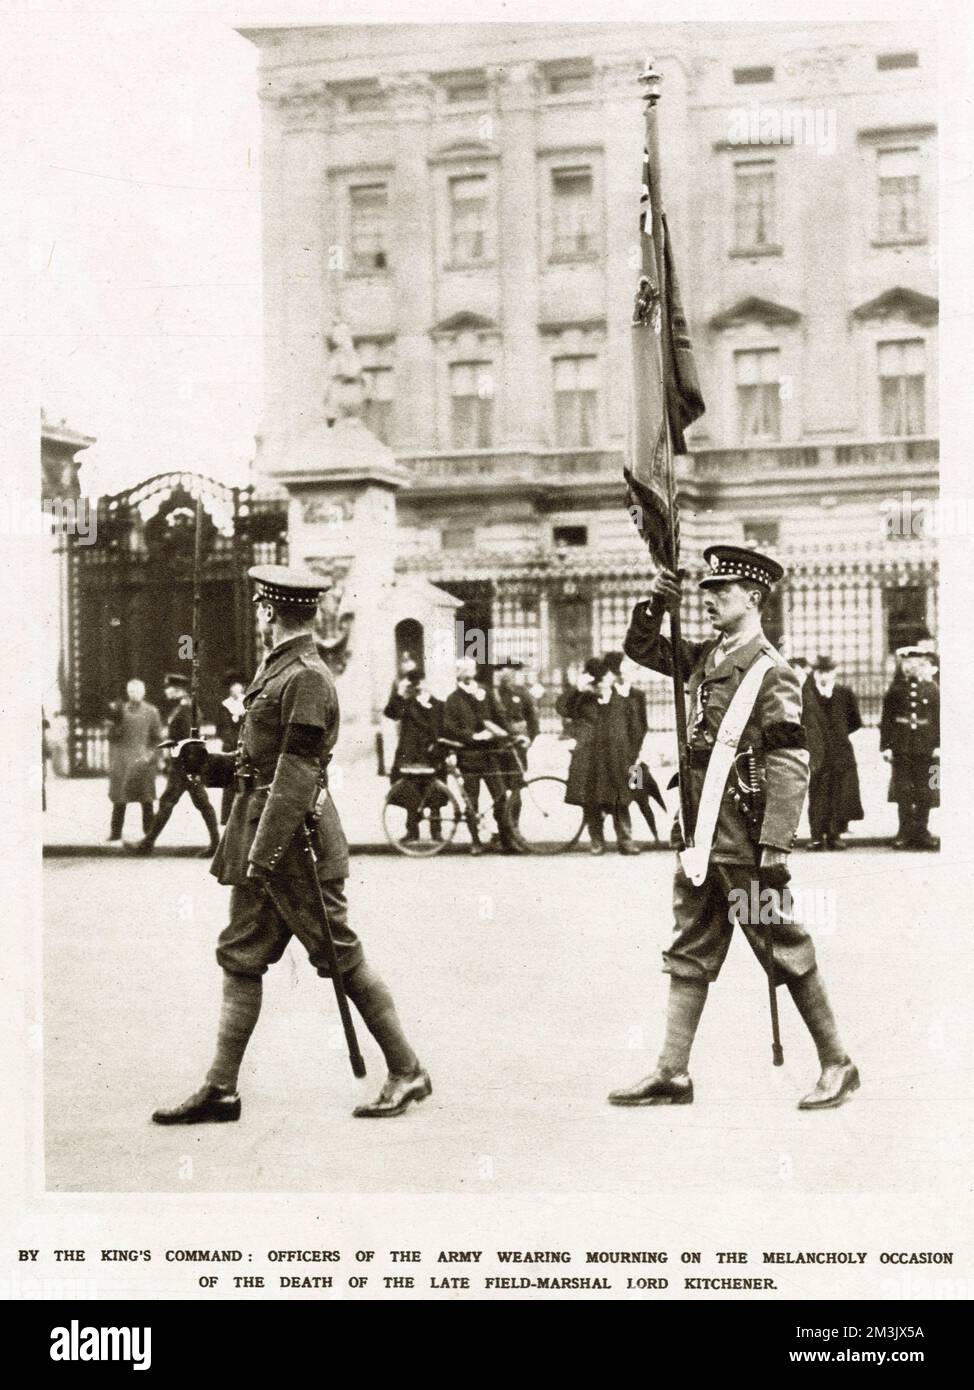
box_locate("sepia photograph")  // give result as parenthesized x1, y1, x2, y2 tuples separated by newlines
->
(4, 0, 972, 1332)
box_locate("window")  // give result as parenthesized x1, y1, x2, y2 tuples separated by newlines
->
(449, 175, 490, 264)
(877, 147, 923, 241)
(442, 526, 476, 551)
(553, 356, 599, 447)
(362, 366, 393, 444)
(349, 184, 389, 273)
(877, 52, 919, 71)
(885, 586, 927, 652)
(878, 339, 925, 436)
(443, 71, 488, 103)
(544, 61, 593, 95)
(553, 525, 588, 547)
(742, 520, 780, 548)
(734, 66, 774, 85)
(551, 167, 597, 259)
(734, 161, 777, 250)
(735, 348, 781, 442)
(450, 362, 494, 448)
(345, 85, 384, 113)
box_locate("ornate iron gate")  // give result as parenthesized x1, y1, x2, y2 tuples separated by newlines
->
(65, 473, 288, 775)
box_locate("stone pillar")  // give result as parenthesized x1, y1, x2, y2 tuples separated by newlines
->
(598, 56, 645, 446)
(259, 83, 336, 477)
(495, 63, 541, 449)
(268, 418, 410, 769)
(384, 74, 437, 452)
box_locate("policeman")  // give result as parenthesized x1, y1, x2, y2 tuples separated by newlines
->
(608, 546, 859, 1111)
(134, 672, 219, 855)
(879, 647, 940, 850)
(152, 565, 430, 1125)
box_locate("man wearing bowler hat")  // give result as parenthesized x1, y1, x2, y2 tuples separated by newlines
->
(151, 564, 430, 1124)
(608, 545, 859, 1111)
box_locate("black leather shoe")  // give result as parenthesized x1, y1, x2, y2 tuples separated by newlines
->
(797, 1059, 860, 1111)
(152, 1083, 241, 1125)
(892, 837, 909, 850)
(589, 842, 605, 856)
(469, 842, 486, 857)
(353, 1069, 432, 1118)
(808, 838, 826, 851)
(618, 842, 642, 856)
(608, 1071, 693, 1106)
(914, 832, 939, 851)
(125, 838, 155, 856)
(826, 836, 848, 851)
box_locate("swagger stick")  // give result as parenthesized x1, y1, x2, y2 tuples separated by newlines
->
(261, 824, 366, 1079)
(641, 62, 694, 844)
(189, 493, 204, 740)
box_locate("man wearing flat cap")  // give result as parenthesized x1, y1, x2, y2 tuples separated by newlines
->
(134, 671, 220, 855)
(609, 545, 859, 1111)
(880, 647, 940, 850)
(151, 565, 430, 1125)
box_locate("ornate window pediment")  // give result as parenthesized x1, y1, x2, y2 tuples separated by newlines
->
(851, 287, 938, 327)
(428, 139, 498, 167)
(709, 297, 801, 331)
(430, 311, 498, 338)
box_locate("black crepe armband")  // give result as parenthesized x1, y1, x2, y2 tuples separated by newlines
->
(764, 721, 807, 751)
(283, 723, 327, 759)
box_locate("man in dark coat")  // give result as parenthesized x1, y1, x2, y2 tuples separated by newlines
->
(880, 647, 940, 850)
(804, 656, 864, 851)
(493, 661, 539, 835)
(106, 678, 162, 839)
(151, 565, 430, 1124)
(442, 658, 518, 854)
(132, 673, 219, 855)
(603, 650, 666, 841)
(215, 671, 246, 826)
(608, 546, 858, 1112)
(383, 672, 445, 843)
(559, 658, 639, 853)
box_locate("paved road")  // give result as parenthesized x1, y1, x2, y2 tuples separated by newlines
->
(44, 848, 961, 1196)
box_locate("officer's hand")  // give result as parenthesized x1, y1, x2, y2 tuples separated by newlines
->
(649, 567, 683, 611)
(172, 738, 209, 776)
(246, 862, 272, 887)
(882, 749, 893, 763)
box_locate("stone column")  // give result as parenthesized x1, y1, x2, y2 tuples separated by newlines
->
(384, 74, 437, 452)
(495, 63, 541, 450)
(260, 83, 336, 477)
(598, 56, 645, 446)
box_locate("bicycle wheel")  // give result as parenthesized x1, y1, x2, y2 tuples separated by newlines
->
(382, 779, 463, 857)
(511, 777, 585, 854)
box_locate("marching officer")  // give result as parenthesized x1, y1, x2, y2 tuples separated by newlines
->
(151, 565, 430, 1125)
(879, 647, 940, 850)
(608, 546, 859, 1111)
(133, 672, 219, 855)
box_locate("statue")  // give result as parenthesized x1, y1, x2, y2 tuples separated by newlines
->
(323, 321, 367, 425)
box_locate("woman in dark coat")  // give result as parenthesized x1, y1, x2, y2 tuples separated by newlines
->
(384, 674, 445, 843)
(804, 656, 864, 850)
(559, 658, 639, 854)
(106, 679, 162, 840)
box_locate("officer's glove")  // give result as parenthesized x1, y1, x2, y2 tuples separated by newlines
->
(169, 738, 209, 776)
(759, 847, 791, 891)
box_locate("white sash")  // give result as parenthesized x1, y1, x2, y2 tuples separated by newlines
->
(678, 652, 775, 886)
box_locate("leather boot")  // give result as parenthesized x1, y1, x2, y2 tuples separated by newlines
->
(353, 1068, 432, 1118)
(152, 1083, 241, 1125)
(797, 1059, 860, 1110)
(608, 1070, 693, 1106)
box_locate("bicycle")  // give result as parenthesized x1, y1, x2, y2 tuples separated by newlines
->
(382, 736, 585, 857)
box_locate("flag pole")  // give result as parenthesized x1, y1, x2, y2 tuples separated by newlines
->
(640, 60, 694, 845)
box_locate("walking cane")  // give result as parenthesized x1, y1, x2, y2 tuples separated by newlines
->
(261, 820, 367, 1079)
(761, 863, 787, 1067)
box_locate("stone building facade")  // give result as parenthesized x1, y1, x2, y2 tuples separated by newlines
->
(243, 20, 938, 725)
